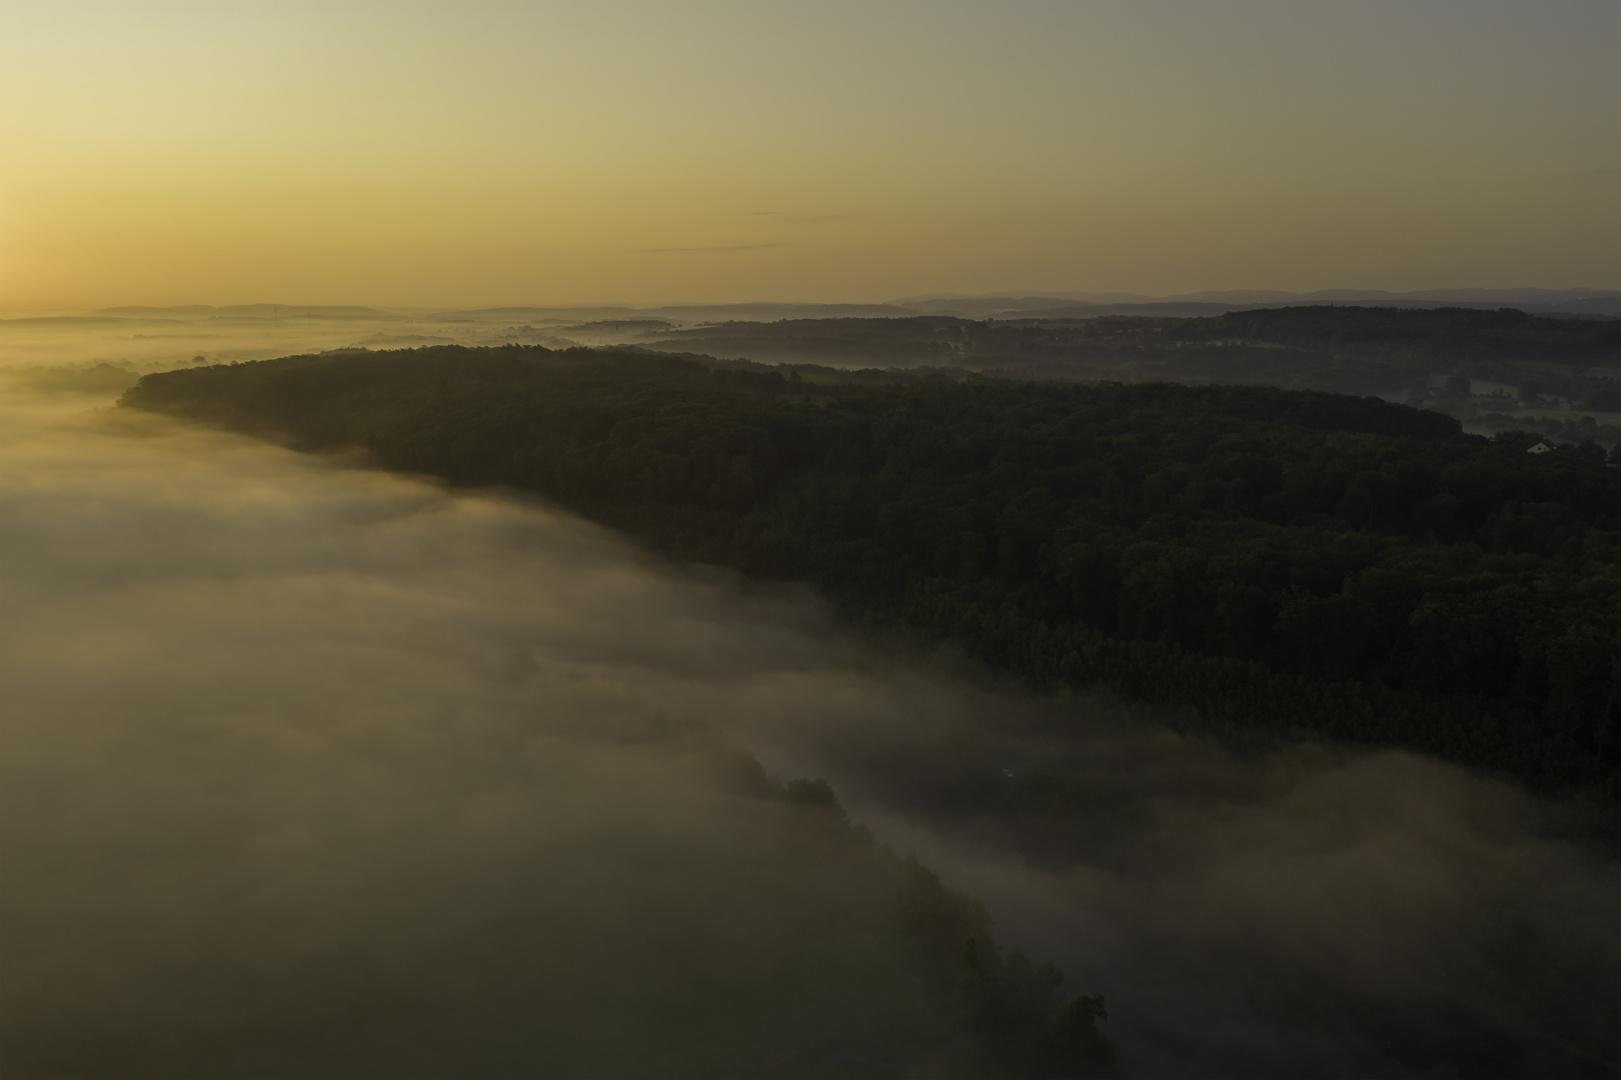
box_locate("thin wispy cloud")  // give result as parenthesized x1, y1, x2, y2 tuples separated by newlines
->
(745, 212, 854, 225)
(648, 243, 789, 255)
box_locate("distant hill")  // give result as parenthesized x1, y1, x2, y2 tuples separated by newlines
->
(432, 302, 919, 323)
(637, 306, 1621, 414)
(428, 306, 642, 323)
(82, 292, 1621, 328)
(1, 315, 184, 328)
(93, 305, 392, 319)
(893, 289, 1621, 320)
(901, 297, 1098, 318)
(1010, 303, 1238, 319)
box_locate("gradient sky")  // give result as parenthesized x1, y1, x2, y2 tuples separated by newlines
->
(3, 0, 1618, 309)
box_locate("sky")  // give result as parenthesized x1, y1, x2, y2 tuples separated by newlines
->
(2, 0, 1618, 309)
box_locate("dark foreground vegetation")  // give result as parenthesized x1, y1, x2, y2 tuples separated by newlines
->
(125, 345, 1621, 794)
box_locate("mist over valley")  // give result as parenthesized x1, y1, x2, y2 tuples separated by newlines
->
(3, 314, 1617, 1078)
(5, 2, 1619, 1075)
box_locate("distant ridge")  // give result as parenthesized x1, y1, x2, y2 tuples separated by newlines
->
(93, 305, 391, 319)
(892, 288, 1621, 320)
(893, 287, 1619, 305)
(431, 302, 918, 323)
(0, 316, 186, 327)
(79, 290, 1621, 326)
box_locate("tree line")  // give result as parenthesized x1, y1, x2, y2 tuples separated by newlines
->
(123, 345, 1621, 793)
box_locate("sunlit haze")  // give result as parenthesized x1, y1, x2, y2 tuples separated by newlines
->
(4, 0, 1618, 309)
(6, 6, 1621, 1076)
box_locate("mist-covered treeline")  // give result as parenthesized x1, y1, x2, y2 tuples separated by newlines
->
(124, 346, 1621, 793)
(2, 386, 1131, 1080)
(10, 328, 1617, 1079)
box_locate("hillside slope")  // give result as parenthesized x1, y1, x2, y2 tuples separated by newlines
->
(123, 346, 1621, 792)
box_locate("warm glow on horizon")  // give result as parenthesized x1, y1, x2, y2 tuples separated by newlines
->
(3, 0, 1618, 310)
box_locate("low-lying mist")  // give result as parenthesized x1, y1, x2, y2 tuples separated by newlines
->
(2, 326, 1616, 1078)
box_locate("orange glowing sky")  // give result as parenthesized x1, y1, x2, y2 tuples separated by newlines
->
(3, 0, 1618, 309)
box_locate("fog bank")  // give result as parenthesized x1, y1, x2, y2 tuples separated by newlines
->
(2, 329, 1616, 1078)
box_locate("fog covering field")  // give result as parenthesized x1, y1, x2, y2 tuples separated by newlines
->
(3, 320, 1618, 1078)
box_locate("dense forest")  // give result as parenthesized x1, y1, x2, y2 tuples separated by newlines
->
(124, 345, 1621, 794)
(641, 306, 1621, 415)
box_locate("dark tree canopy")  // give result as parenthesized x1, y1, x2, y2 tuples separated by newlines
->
(124, 344, 1621, 793)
